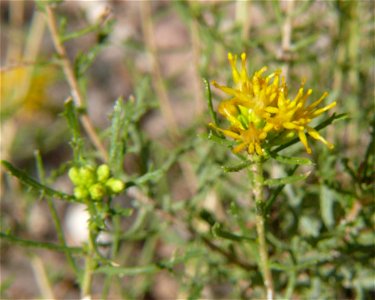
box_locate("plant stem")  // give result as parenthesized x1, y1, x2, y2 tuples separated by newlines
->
(35, 150, 79, 275)
(251, 159, 274, 300)
(235, 0, 251, 41)
(279, 0, 295, 80)
(81, 200, 97, 299)
(81, 232, 96, 299)
(0, 232, 83, 253)
(45, 5, 108, 161)
(139, 1, 179, 138)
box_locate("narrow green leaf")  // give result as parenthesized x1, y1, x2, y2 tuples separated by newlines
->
(203, 78, 218, 126)
(204, 131, 234, 147)
(222, 160, 252, 172)
(270, 262, 292, 271)
(111, 207, 133, 217)
(95, 265, 158, 277)
(320, 185, 336, 229)
(271, 154, 313, 165)
(74, 44, 105, 78)
(264, 172, 311, 187)
(1, 161, 76, 202)
(0, 232, 83, 253)
(63, 98, 84, 162)
(264, 166, 298, 213)
(299, 216, 321, 237)
(63, 98, 81, 139)
(96, 248, 204, 277)
(291, 34, 318, 51)
(121, 207, 150, 239)
(211, 223, 255, 242)
(34, 150, 46, 183)
(134, 169, 164, 185)
(61, 24, 99, 43)
(109, 98, 126, 175)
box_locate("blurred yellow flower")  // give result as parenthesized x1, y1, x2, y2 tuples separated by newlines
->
(210, 52, 336, 155)
(0, 65, 56, 118)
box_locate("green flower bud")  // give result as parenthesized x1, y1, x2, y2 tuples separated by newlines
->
(74, 186, 89, 199)
(79, 166, 96, 187)
(68, 167, 81, 185)
(106, 178, 125, 194)
(89, 183, 106, 201)
(97, 164, 111, 182)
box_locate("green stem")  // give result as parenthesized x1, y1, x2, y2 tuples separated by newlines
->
(81, 200, 97, 299)
(35, 150, 79, 275)
(81, 232, 96, 299)
(46, 197, 79, 274)
(251, 159, 274, 300)
(0, 232, 83, 253)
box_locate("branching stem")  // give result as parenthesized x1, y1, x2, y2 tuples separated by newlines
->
(251, 159, 274, 300)
(139, 1, 179, 138)
(45, 5, 108, 161)
(81, 200, 98, 299)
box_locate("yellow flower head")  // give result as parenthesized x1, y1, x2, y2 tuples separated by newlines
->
(210, 52, 336, 155)
(0, 65, 57, 117)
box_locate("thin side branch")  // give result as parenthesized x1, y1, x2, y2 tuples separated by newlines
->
(251, 160, 275, 300)
(279, 0, 295, 80)
(140, 1, 179, 137)
(45, 5, 108, 161)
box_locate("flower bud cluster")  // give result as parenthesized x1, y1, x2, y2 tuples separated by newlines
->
(68, 164, 125, 200)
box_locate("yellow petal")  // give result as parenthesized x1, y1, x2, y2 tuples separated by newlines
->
(240, 53, 248, 81)
(265, 106, 279, 114)
(212, 81, 238, 96)
(228, 53, 241, 84)
(312, 101, 336, 117)
(255, 143, 263, 156)
(306, 127, 334, 149)
(308, 92, 328, 109)
(233, 142, 248, 153)
(209, 123, 241, 139)
(298, 130, 312, 154)
(248, 143, 255, 154)
(263, 123, 274, 132)
(259, 131, 267, 140)
(283, 122, 302, 130)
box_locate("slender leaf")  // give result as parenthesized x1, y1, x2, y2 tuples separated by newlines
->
(0, 232, 83, 253)
(222, 160, 252, 172)
(320, 185, 336, 229)
(264, 172, 311, 187)
(109, 98, 126, 176)
(96, 248, 204, 277)
(203, 131, 234, 147)
(134, 169, 164, 185)
(211, 223, 255, 242)
(61, 24, 99, 43)
(1, 161, 76, 202)
(271, 154, 313, 165)
(63, 98, 84, 162)
(204, 78, 218, 126)
(264, 166, 298, 213)
(96, 265, 158, 277)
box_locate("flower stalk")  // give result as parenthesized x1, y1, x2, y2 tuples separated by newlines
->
(251, 158, 274, 300)
(81, 228, 96, 299)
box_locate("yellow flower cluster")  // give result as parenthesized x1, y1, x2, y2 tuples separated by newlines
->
(0, 66, 56, 116)
(210, 53, 336, 155)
